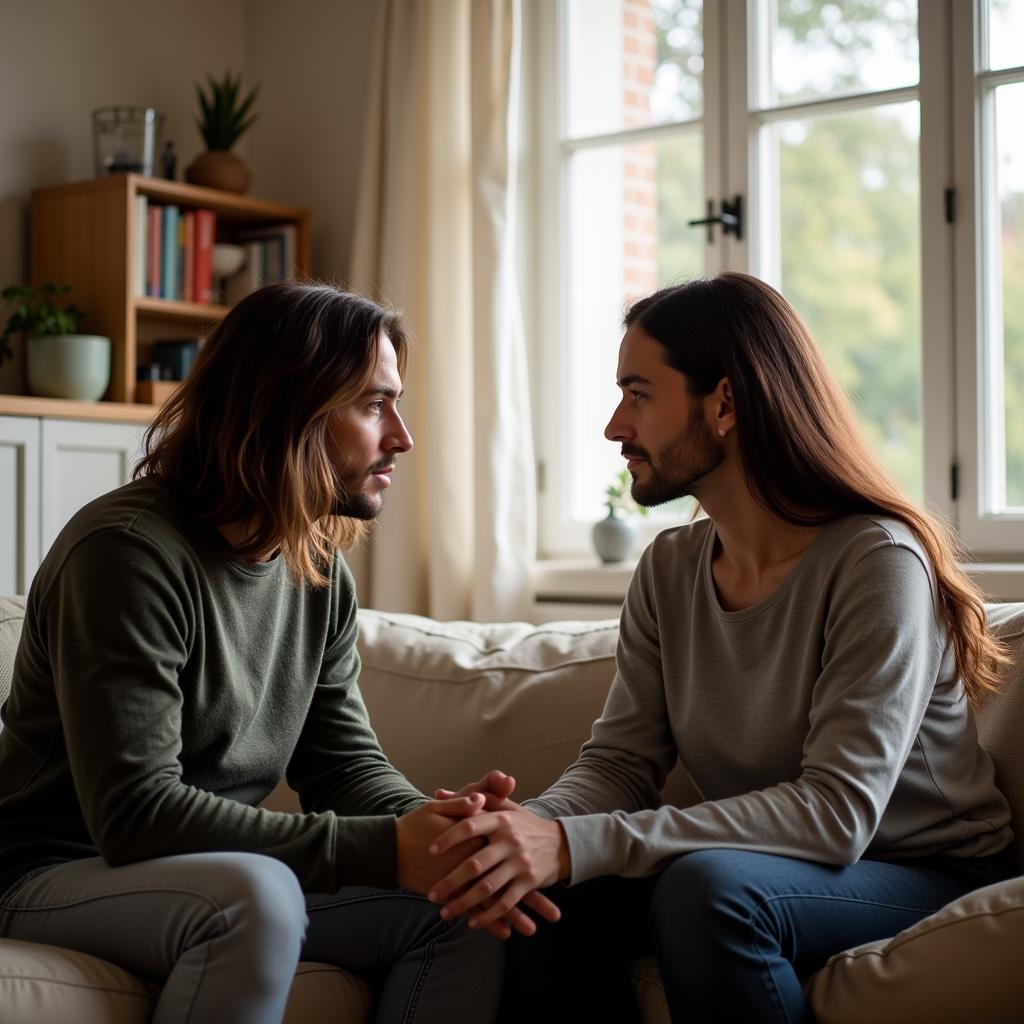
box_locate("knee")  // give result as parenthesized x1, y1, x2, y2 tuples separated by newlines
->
(198, 853, 307, 944)
(651, 850, 762, 943)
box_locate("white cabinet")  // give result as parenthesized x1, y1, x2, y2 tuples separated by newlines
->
(0, 416, 145, 595)
(0, 417, 41, 596)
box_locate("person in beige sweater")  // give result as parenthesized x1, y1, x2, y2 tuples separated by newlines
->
(429, 273, 1015, 1023)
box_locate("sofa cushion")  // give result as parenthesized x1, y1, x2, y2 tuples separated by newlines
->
(0, 596, 26, 720)
(0, 938, 155, 1024)
(807, 875, 1024, 1023)
(355, 609, 700, 806)
(283, 961, 372, 1023)
(976, 603, 1024, 868)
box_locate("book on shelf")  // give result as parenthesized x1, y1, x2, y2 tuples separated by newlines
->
(224, 224, 299, 305)
(133, 195, 147, 297)
(161, 206, 179, 301)
(139, 203, 217, 305)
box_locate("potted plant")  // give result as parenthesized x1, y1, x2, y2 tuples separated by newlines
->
(1, 283, 111, 401)
(185, 70, 260, 194)
(592, 468, 649, 563)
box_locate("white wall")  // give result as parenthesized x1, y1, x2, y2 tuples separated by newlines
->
(246, 0, 382, 285)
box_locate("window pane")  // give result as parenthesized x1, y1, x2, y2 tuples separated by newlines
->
(565, 0, 703, 138)
(997, 84, 1024, 506)
(763, 0, 918, 107)
(771, 102, 922, 499)
(988, 0, 1024, 72)
(566, 134, 703, 521)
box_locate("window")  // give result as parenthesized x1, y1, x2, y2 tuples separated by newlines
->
(527, 0, 1024, 561)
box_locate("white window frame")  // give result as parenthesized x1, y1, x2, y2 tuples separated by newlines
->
(526, 0, 1019, 565)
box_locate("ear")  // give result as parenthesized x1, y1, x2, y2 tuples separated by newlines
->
(710, 377, 736, 438)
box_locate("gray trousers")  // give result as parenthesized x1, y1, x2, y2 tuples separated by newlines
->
(0, 852, 504, 1023)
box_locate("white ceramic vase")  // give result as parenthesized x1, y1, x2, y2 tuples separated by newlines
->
(26, 334, 111, 401)
(592, 510, 636, 563)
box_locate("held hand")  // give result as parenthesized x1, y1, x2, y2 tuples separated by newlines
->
(396, 794, 486, 895)
(395, 795, 543, 941)
(427, 808, 571, 930)
(433, 768, 518, 811)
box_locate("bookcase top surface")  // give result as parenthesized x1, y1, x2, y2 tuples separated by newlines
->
(31, 174, 308, 223)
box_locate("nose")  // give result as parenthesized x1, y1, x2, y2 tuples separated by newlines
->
(604, 397, 632, 443)
(387, 410, 414, 454)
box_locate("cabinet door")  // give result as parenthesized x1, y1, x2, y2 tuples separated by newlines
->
(40, 419, 146, 553)
(0, 417, 41, 596)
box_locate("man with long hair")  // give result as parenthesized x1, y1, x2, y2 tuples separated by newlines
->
(426, 273, 1016, 1022)
(0, 283, 552, 1022)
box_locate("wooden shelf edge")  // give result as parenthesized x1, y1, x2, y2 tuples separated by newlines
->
(134, 296, 229, 321)
(32, 174, 308, 223)
(0, 394, 156, 423)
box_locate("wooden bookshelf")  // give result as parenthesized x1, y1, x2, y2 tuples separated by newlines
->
(24, 174, 310, 409)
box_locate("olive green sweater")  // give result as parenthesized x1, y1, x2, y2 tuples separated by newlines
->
(0, 477, 425, 898)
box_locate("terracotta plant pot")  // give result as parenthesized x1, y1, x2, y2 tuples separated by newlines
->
(185, 149, 251, 194)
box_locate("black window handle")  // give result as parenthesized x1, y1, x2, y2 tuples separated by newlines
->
(687, 195, 743, 242)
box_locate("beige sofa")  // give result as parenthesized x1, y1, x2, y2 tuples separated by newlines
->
(1, 595, 1023, 1023)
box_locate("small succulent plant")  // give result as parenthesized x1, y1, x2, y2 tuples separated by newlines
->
(195, 71, 260, 151)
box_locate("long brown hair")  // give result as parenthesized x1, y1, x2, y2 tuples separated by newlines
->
(626, 272, 1005, 707)
(134, 282, 408, 587)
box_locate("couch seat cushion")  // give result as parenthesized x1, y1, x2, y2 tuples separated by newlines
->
(0, 938, 155, 1024)
(807, 875, 1024, 1023)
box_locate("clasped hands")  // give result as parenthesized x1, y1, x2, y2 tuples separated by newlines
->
(395, 770, 570, 941)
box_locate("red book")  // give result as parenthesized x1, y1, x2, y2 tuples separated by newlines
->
(183, 211, 195, 303)
(147, 206, 162, 297)
(194, 209, 215, 304)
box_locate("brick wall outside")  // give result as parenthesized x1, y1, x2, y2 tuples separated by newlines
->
(622, 0, 658, 300)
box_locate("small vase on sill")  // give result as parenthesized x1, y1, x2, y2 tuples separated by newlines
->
(592, 510, 635, 564)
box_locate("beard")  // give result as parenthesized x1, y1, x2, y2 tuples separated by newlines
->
(329, 458, 396, 519)
(628, 406, 724, 507)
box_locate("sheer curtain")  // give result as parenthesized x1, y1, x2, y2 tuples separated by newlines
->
(350, 0, 534, 622)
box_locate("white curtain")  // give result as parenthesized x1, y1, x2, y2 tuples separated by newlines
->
(350, 0, 534, 622)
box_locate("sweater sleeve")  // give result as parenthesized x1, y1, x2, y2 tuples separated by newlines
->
(285, 556, 427, 886)
(533, 541, 946, 885)
(46, 531, 401, 893)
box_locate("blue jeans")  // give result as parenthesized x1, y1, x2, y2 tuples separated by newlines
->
(501, 847, 1014, 1023)
(0, 852, 504, 1024)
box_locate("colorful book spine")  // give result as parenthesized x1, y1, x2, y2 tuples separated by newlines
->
(147, 206, 162, 297)
(193, 209, 215, 304)
(161, 205, 180, 301)
(182, 211, 195, 303)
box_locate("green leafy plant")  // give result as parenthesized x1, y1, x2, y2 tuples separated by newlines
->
(604, 468, 649, 518)
(195, 71, 260, 151)
(0, 283, 84, 365)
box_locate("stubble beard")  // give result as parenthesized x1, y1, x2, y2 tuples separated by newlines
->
(330, 459, 396, 519)
(630, 408, 724, 508)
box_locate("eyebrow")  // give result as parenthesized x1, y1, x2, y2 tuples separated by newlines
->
(362, 386, 403, 399)
(617, 374, 653, 388)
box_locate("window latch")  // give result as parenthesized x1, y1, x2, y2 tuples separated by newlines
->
(687, 195, 743, 243)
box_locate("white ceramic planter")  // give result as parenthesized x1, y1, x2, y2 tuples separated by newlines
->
(26, 334, 111, 402)
(592, 511, 636, 563)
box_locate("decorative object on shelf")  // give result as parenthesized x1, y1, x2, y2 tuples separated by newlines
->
(161, 140, 177, 180)
(212, 243, 247, 305)
(185, 71, 260, 194)
(592, 468, 648, 564)
(2, 283, 110, 401)
(92, 107, 164, 176)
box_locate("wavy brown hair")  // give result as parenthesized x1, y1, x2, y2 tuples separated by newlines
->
(134, 282, 408, 587)
(626, 272, 1005, 707)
